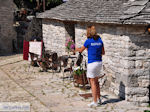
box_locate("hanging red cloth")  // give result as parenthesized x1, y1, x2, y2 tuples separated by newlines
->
(23, 40, 29, 60)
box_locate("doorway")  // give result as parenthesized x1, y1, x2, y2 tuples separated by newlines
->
(64, 22, 75, 54)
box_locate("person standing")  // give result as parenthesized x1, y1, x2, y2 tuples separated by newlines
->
(75, 25, 105, 107)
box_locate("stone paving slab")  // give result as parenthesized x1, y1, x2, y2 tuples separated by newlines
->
(0, 54, 23, 66)
(0, 68, 49, 112)
(0, 55, 149, 112)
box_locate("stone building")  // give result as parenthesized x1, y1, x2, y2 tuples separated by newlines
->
(37, 0, 150, 106)
(0, 0, 16, 54)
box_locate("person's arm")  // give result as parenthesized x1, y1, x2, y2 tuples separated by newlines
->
(75, 46, 86, 53)
(102, 46, 105, 55)
(75, 39, 88, 53)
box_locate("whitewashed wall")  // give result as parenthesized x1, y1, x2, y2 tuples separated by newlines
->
(42, 19, 66, 56)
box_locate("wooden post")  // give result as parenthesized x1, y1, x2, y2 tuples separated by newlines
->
(36, 0, 40, 10)
(43, 0, 45, 12)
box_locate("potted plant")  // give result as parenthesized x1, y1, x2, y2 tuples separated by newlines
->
(73, 67, 88, 87)
(65, 38, 75, 55)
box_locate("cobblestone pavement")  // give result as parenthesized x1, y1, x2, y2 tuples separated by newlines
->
(0, 54, 149, 112)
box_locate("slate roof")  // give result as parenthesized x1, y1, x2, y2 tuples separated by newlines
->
(120, 0, 150, 24)
(37, 0, 150, 25)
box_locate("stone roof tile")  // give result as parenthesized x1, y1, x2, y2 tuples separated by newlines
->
(121, 0, 150, 24)
(37, 0, 150, 25)
(37, 0, 124, 24)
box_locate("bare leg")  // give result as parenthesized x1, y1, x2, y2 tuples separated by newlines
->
(90, 78, 97, 102)
(95, 77, 100, 100)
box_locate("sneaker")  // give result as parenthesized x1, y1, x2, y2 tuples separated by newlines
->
(88, 101, 98, 107)
(97, 98, 102, 105)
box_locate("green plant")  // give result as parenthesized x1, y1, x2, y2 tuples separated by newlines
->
(74, 68, 86, 76)
(144, 110, 150, 112)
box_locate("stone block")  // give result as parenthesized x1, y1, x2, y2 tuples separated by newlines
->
(143, 61, 150, 68)
(136, 50, 146, 56)
(135, 60, 143, 68)
(121, 35, 131, 42)
(128, 76, 139, 87)
(140, 103, 149, 107)
(136, 96, 149, 103)
(126, 87, 148, 96)
(115, 73, 128, 86)
(138, 79, 150, 87)
(120, 50, 136, 57)
(119, 60, 135, 69)
(114, 89, 119, 96)
(128, 69, 145, 76)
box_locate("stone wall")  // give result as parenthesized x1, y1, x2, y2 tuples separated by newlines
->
(42, 19, 66, 56)
(124, 25, 150, 106)
(75, 23, 150, 106)
(0, 0, 16, 54)
(75, 23, 88, 61)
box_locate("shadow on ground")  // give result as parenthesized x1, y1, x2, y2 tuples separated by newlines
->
(0, 53, 22, 57)
(102, 98, 123, 105)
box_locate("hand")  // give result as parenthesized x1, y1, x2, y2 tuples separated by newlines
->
(75, 48, 79, 52)
(75, 47, 85, 53)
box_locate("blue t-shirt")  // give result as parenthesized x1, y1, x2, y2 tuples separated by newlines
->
(84, 37, 103, 63)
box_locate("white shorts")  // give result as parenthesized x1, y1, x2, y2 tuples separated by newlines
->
(87, 61, 102, 78)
